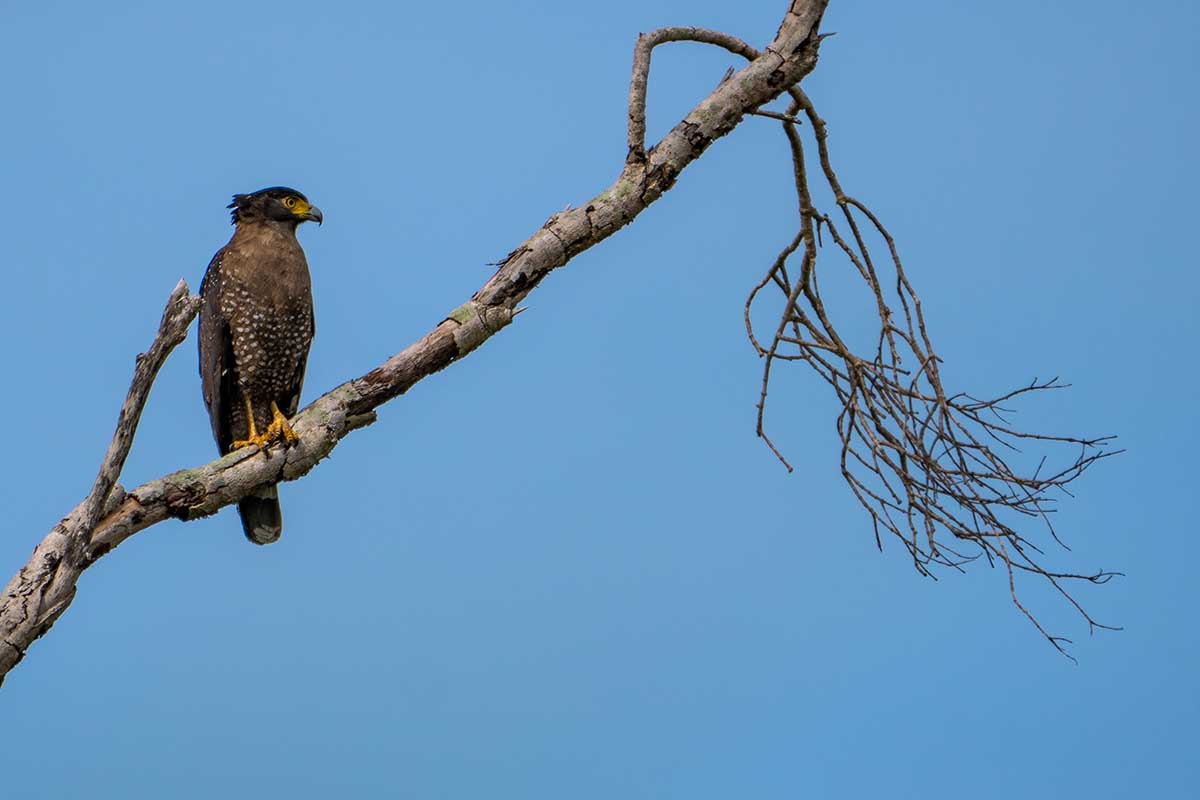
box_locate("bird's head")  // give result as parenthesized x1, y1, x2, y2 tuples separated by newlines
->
(228, 187, 323, 227)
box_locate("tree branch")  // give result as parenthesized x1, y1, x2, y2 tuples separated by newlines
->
(0, 281, 202, 678)
(0, 0, 831, 686)
(744, 87, 1120, 659)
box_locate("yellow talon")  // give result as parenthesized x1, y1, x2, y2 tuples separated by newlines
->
(230, 399, 298, 454)
(231, 433, 270, 450)
(231, 397, 269, 451)
(265, 401, 300, 447)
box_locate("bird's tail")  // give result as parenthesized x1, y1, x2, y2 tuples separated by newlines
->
(238, 486, 283, 545)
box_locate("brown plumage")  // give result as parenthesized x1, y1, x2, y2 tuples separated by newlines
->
(198, 187, 322, 544)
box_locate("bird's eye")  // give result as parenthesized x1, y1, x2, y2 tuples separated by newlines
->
(283, 197, 298, 209)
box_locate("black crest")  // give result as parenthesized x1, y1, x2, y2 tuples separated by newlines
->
(228, 186, 308, 224)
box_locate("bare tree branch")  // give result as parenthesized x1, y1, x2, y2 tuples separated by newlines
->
(0, 281, 202, 677)
(3, 0, 1120, 682)
(743, 88, 1121, 659)
(0, 1, 831, 686)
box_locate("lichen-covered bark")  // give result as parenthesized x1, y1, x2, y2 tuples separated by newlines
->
(0, 0, 829, 686)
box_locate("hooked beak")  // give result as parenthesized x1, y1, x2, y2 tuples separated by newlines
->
(302, 205, 323, 226)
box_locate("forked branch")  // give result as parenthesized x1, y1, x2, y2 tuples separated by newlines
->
(0, 2, 831, 686)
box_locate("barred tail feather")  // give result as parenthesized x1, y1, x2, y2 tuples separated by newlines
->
(238, 487, 282, 545)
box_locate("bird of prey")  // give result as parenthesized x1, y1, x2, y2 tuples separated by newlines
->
(198, 187, 322, 545)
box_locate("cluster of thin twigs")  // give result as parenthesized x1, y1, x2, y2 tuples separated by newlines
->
(745, 90, 1120, 658)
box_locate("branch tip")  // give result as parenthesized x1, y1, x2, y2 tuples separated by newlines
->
(745, 86, 1118, 655)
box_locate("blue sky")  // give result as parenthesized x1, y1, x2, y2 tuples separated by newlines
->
(0, 1, 1195, 797)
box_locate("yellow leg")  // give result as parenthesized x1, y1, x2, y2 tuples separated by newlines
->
(231, 397, 270, 450)
(264, 401, 300, 447)
(231, 398, 299, 454)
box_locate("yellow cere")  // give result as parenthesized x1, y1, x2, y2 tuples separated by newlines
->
(287, 197, 312, 216)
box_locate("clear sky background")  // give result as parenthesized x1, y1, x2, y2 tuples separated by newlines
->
(0, 1, 1195, 797)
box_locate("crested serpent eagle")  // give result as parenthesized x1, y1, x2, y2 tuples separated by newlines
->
(198, 187, 322, 545)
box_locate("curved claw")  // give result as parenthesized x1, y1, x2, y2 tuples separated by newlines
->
(230, 400, 299, 456)
(231, 433, 271, 451)
(265, 402, 300, 447)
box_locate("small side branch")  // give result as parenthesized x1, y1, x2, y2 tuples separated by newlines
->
(627, 27, 761, 163)
(82, 280, 203, 533)
(0, 281, 202, 681)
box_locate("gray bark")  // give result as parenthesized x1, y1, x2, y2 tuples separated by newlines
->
(0, 0, 829, 685)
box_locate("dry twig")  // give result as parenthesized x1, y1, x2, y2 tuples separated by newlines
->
(743, 90, 1120, 659)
